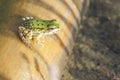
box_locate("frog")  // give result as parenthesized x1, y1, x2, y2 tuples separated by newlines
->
(18, 17, 60, 46)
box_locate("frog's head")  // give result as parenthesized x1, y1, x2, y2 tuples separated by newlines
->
(48, 19, 60, 29)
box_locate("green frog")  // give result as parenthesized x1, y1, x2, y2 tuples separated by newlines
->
(18, 17, 60, 45)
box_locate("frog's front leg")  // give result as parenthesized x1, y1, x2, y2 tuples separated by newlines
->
(31, 33, 45, 45)
(18, 26, 33, 46)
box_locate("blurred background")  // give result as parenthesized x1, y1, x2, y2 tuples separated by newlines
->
(61, 0, 120, 80)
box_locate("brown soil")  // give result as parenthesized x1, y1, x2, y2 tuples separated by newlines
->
(61, 0, 120, 80)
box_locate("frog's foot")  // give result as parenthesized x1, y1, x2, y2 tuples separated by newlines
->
(18, 26, 44, 46)
(22, 16, 33, 21)
(18, 26, 33, 47)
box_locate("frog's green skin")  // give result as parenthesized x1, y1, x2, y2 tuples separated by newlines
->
(21, 18, 60, 33)
(18, 17, 60, 45)
(31, 19, 59, 28)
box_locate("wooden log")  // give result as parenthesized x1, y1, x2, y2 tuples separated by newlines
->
(0, 0, 83, 80)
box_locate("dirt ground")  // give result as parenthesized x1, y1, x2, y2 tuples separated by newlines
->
(61, 0, 120, 80)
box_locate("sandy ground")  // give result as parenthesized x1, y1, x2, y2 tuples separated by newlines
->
(61, 0, 120, 80)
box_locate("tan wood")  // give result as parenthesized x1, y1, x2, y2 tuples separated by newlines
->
(0, 0, 82, 80)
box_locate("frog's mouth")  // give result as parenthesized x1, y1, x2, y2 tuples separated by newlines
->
(32, 28, 60, 34)
(30, 28, 59, 39)
(46, 28, 60, 34)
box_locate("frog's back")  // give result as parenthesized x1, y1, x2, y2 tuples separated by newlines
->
(22, 18, 48, 28)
